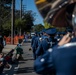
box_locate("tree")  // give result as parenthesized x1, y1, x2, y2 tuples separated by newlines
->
(0, 1, 36, 35)
(0, 0, 12, 36)
(20, 10, 36, 33)
(0, 0, 12, 19)
(0, 0, 11, 31)
(15, 10, 36, 34)
(15, 19, 24, 34)
(32, 24, 44, 32)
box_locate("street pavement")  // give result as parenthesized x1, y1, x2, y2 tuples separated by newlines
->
(1, 42, 39, 75)
(1, 44, 18, 75)
(16, 43, 39, 75)
(2, 44, 17, 54)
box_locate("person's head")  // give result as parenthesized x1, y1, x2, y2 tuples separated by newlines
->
(45, 28, 57, 38)
(40, 29, 47, 35)
(34, 31, 38, 36)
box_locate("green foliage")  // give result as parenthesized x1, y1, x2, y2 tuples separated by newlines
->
(32, 24, 44, 32)
(0, 0, 11, 32)
(3, 22, 11, 30)
(15, 19, 23, 28)
(2, 20, 11, 36)
(0, 0, 11, 17)
(0, 0, 12, 4)
(0, 1, 36, 35)
(14, 10, 36, 34)
(21, 11, 35, 32)
(23, 10, 35, 22)
(44, 21, 54, 29)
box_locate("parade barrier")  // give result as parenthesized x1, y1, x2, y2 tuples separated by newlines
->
(14, 36, 19, 45)
(6, 37, 11, 44)
(4, 35, 24, 45)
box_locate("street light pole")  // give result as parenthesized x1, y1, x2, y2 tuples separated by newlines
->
(11, 0, 15, 44)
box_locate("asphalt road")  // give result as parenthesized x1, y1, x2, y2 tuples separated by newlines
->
(2, 42, 39, 75)
(15, 42, 38, 75)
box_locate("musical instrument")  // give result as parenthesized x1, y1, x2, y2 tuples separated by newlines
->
(35, 0, 76, 28)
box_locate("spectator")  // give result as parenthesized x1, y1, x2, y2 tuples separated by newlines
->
(16, 44, 23, 60)
(0, 53, 11, 74)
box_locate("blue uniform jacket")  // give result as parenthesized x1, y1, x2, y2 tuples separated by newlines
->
(31, 35, 38, 49)
(34, 38, 76, 75)
(33, 36, 41, 51)
(36, 37, 52, 57)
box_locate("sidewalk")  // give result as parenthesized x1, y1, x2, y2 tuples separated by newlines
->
(2, 44, 17, 54)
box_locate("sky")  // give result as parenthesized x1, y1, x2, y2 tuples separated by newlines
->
(15, 0, 44, 25)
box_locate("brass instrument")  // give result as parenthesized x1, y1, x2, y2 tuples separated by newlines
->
(35, 0, 76, 28)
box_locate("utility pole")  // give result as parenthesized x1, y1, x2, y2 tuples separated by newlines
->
(20, 0, 23, 19)
(11, 0, 15, 44)
(20, 0, 23, 36)
(22, 5, 26, 15)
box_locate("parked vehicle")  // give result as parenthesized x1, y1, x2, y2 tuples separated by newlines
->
(30, 32, 35, 38)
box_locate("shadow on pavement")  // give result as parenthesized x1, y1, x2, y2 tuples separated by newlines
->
(18, 61, 26, 64)
(16, 67, 34, 74)
(22, 58, 34, 61)
(3, 61, 19, 75)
